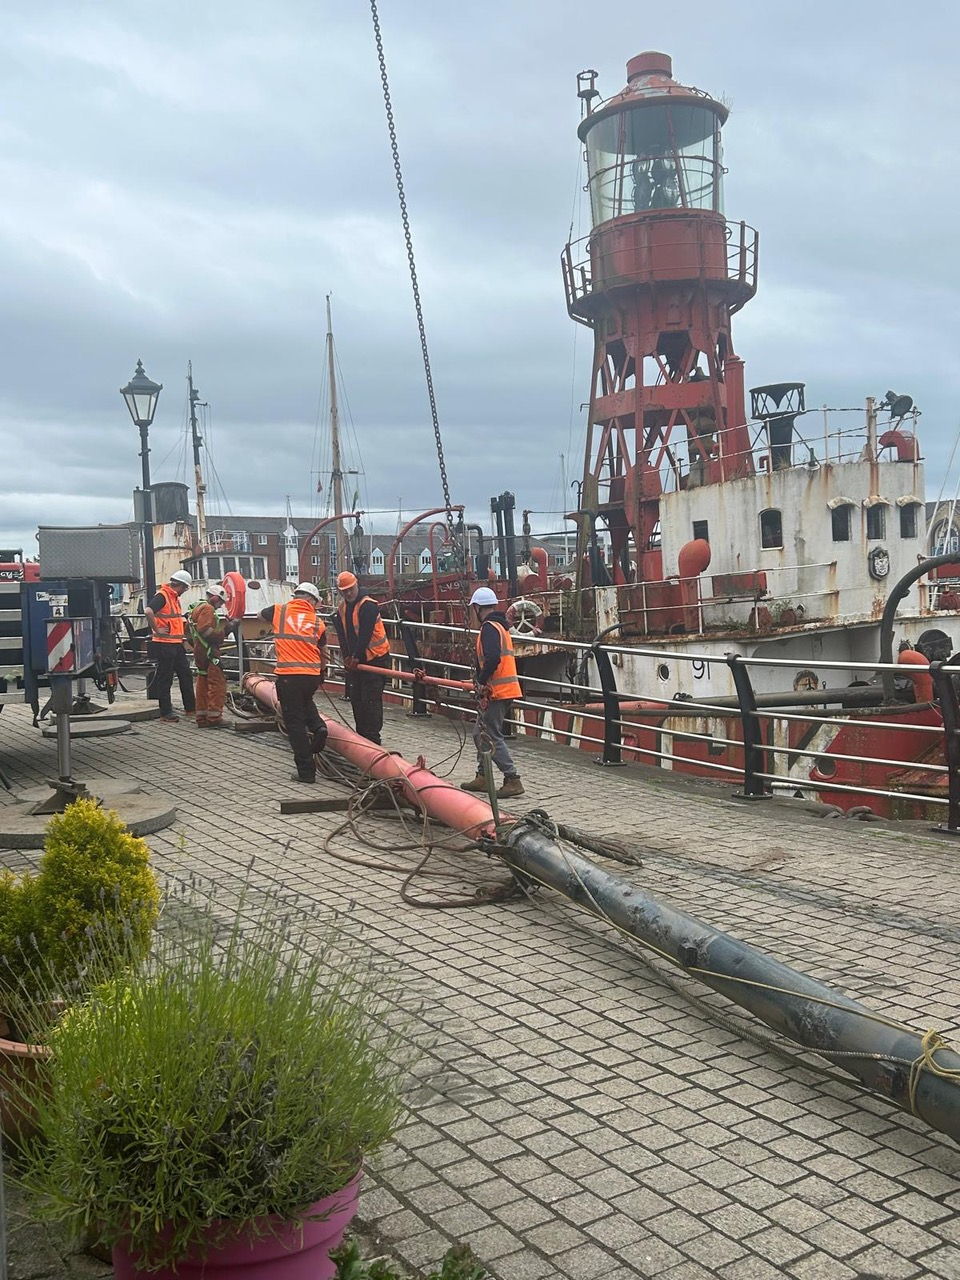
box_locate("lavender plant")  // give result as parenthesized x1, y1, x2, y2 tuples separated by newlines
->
(16, 897, 414, 1271)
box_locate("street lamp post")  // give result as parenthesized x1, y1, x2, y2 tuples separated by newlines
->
(120, 360, 163, 599)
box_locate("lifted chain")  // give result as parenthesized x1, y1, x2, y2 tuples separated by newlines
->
(369, 0, 455, 538)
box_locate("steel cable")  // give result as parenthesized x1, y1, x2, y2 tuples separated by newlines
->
(368, 0, 455, 540)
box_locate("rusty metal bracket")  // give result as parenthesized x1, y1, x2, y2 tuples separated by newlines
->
(28, 778, 94, 816)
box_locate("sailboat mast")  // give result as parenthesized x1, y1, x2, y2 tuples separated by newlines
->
(325, 295, 347, 574)
(187, 362, 207, 552)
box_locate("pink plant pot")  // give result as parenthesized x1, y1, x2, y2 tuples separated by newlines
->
(111, 1170, 362, 1279)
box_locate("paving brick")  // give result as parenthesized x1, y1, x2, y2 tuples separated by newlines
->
(583, 1212, 649, 1250)
(619, 1237, 685, 1274)
(885, 1190, 953, 1226)
(870, 1219, 943, 1257)
(718, 1257, 787, 1280)
(787, 1255, 859, 1279)
(680, 1230, 748, 1268)
(552, 1190, 612, 1226)
(552, 1241, 619, 1279)
(462, 1223, 525, 1262)
(745, 1224, 814, 1267)
(432, 1204, 495, 1235)
(802, 1220, 873, 1258)
(847, 1243, 924, 1278)
(646, 1208, 710, 1245)
(918, 1246, 960, 1280)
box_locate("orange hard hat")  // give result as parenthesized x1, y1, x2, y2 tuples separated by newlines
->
(336, 571, 358, 591)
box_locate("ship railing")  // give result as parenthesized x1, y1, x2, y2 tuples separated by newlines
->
(378, 564, 837, 635)
(584, 403, 916, 491)
(357, 618, 960, 833)
(228, 617, 959, 829)
(562, 219, 758, 318)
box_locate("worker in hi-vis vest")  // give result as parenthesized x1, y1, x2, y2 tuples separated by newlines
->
(260, 582, 328, 784)
(144, 569, 197, 723)
(333, 571, 391, 745)
(460, 586, 524, 799)
(187, 583, 231, 729)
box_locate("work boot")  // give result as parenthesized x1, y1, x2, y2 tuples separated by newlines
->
(159, 714, 180, 724)
(291, 773, 316, 785)
(497, 775, 525, 799)
(460, 773, 488, 793)
(196, 717, 208, 727)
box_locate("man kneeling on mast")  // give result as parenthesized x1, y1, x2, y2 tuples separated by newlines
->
(461, 587, 524, 799)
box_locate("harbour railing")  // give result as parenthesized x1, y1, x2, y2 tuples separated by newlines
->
(230, 615, 960, 834)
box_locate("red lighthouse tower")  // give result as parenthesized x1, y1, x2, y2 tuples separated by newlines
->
(564, 52, 758, 589)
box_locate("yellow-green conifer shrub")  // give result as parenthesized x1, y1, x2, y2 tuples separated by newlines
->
(34, 799, 159, 975)
(0, 799, 160, 1023)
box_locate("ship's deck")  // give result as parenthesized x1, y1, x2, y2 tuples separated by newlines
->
(1, 694, 959, 1279)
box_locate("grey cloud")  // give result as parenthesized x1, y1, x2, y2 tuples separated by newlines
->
(1, 0, 958, 556)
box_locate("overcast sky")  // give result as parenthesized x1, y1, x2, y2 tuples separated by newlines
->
(1, 0, 958, 554)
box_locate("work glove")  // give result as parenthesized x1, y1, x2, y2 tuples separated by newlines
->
(343, 656, 360, 671)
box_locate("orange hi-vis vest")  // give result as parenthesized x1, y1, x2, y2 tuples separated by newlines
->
(272, 600, 326, 676)
(477, 621, 521, 700)
(338, 596, 389, 661)
(153, 583, 187, 644)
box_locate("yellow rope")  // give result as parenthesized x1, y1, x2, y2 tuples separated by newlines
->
(908, 1029, 960, 1114)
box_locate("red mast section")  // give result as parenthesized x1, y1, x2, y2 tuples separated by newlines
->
(564, 52, 758, 588)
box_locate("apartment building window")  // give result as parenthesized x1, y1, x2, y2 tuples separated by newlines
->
(257, 534, 268, 546)
(253, 557, 266, 578)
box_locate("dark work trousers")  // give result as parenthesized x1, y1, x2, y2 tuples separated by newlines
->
(277, 675, 324, 780)
(472, 698, 517, 777)
(350, 655, 391, 745)
(149, 641, 196, 717)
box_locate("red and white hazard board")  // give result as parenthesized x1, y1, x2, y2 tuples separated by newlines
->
(47, 620, 77, 673)
(45, 618, 94, 675)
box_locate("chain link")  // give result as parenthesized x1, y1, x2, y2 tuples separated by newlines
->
(369, 0, 455, 539)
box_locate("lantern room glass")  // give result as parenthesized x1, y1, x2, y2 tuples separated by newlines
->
(584, 103, 723, 225)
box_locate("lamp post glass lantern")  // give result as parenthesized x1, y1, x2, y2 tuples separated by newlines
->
(120, 360, 163, 599)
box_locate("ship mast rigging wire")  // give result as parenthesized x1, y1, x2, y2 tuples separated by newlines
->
(368, 0, 456, 543)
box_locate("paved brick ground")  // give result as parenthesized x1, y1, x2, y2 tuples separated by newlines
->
(2, 692, 959, 1280)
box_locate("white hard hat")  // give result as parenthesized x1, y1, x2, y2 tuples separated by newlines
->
(295, 582, 321, 601)
(170, 570, 192, 588)
(470, 587, 499, 607)
(206, 583, 227, 601)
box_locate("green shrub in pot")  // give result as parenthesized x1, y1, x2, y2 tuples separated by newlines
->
(0, 797, 160, 1034)
(16, 897, 414, 1274)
